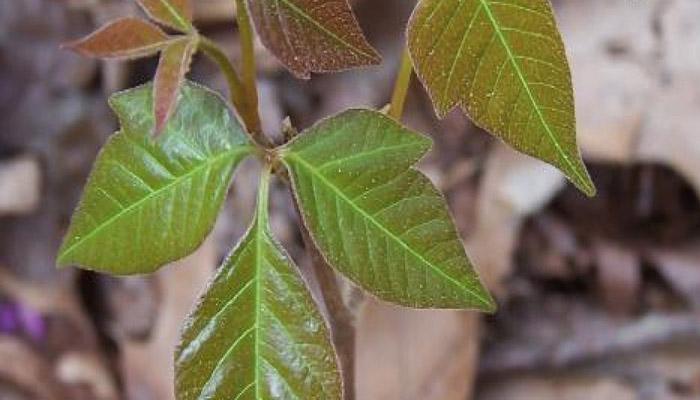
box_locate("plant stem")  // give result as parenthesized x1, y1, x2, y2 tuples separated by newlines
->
(388, 46, 413, 121)
(235, 0, 265, 140)
(198, 37, 263, 142)
(298, 217, 357, 400)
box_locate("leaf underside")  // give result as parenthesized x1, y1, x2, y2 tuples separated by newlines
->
(282, 109, 495, 310)
(176, 173, 341, 400)
(57, 82, 252, 275)
(64, 17, 170, 59)
(408, 0, 595, 196)
(245, 0, 381, 78)
(135, 0, 193, 32)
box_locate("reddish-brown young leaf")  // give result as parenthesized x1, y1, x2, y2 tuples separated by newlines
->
(64, 18, 170, 59)
(153, 37, 197, 134)
(245, 0, 381, 78)
(135, 0, 194, 32)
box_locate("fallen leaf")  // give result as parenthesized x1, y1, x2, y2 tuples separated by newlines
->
(0, 155, 41, 216)
(468, 143, 565, 295)
(356, 299, 481, 400)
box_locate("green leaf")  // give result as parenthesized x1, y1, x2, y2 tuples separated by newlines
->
(244, 0, 381, 78)
(280, 109, 495, 310)
(57, 82, 252, 274)
(64, 18, 171, 59)
(135, 0, 194, 32)
(176, 167, 341, 400)
(407, 0, 595, 196)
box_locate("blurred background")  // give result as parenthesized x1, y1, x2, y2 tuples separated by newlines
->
(1, 0, 700, 399)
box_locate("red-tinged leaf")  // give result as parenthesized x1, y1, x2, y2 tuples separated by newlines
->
(153, 37, 197, 134)
(135, 0, 194, 32)
(64, 18, 170, 59)
(245, 0, 381, 78)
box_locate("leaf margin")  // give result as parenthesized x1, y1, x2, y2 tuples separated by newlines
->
(278, 108, 496, 311)
(56, 81, 254, 275)
(406, 0, 596, 197)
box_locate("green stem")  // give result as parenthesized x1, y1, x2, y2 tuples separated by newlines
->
(388, 46, 413, 121)
(235, 0, 265, 140)
(256, 163, 272, 224)
(199, 36, 270, 148)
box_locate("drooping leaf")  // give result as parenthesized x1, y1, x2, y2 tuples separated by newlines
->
(280, 109, 495, 310)
(245, 0, 381, 78)
(407, 0, 595, 196)
(135, 0, 194, 32)
(154, 36, 197, 134)
(64, 18, 171, 59)
(57, 82, 252, 275)
(176, 168, 341, 400)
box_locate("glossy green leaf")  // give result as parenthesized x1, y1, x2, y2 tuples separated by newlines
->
(280, 109, 495, 310)
(135, 0, 194, 32)
(176, 167, 341, 400)
(408, 0, 595, 196)
(64, 17, 171, 59)
(57, 82, 252, 274)
(245, 0, 381, 78)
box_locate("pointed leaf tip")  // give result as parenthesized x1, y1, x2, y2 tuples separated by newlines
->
(408, 0, 595, 196)
(281, 109, 494, 310)
(64, 18, 170, 59)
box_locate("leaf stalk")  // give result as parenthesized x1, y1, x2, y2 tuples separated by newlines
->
(235, 0, 267, 144)
(388, 46, 413, 120)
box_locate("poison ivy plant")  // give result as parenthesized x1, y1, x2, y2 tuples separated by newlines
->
(176, 167, 341, 400)
(407, 0, 595, 196)
(57, 82, 251, 274)
(58, 0, 604, 397)
(279, 110, 494, 309)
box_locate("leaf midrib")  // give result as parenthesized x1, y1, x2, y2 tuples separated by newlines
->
(58, 145, 251, 263)
(253, 215, 263, 399)
(477, 0, 590, 191)
(274, 0, 377, 59)
(284, 152, 492, 307)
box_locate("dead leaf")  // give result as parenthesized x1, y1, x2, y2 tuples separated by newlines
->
(593, 241, 641, 315)
(356, 299, 480, 400)
(0, 156, 41, 216)
(561, 0, 700, 197)
(648, 243, 700, 308)
(120, 239, 214, 400)
(468, 143, 565, 295)
(478, 374, 638, 400)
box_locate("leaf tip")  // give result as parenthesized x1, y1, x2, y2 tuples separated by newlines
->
(579, 177, 597, 198)
(478, 292, 498, 314)
(570, 164, 597, 198)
